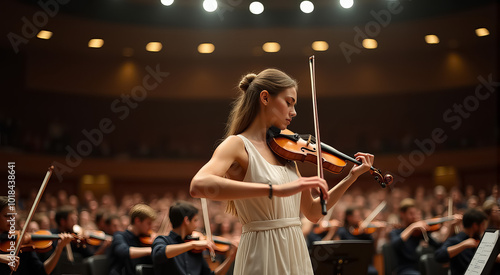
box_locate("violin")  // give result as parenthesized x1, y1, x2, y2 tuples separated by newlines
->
(85, 230, 113, 246)
(349, 201, 388, 236)
(139, 230, 156, 246)
(185, 231, 232, 254)
(0, 230, 83, 253)
(412, 216, 456, 237)
(267, 127, 393, 188)
(349, 221, 387, 236)
(313, 219, 342, 234)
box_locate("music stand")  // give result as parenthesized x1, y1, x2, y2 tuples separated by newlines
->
(310, 240, 374, 275)
(465, 229, 500, 275)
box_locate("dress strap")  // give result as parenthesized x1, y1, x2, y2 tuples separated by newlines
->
(242, 217, 301, 233)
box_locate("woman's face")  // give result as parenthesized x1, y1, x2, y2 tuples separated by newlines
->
(266, 87, 297, 130)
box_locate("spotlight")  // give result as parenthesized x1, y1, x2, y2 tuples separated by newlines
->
(340, 0, 353, 9)
(249, 2, 264, 15)
(203, 0, 217, 12)
(160, 0, 173, 6)
(300, 1, 314, 14)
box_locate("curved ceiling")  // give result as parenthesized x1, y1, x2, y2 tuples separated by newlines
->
(18, 0, 494, 29)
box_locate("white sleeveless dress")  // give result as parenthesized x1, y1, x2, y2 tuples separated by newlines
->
(233, 135, 313, 275)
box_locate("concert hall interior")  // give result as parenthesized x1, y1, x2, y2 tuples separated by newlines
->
(0, 0, 498, 274)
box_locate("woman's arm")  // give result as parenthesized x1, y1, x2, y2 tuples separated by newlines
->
(190, 136, 329, 201)
(300, 153, 374, 223)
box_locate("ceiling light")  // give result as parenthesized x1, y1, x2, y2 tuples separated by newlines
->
(37, 30, 52, 40)
(425, 34, 439, 44)
(203, 0, 217, 12)
(249, 2, 264, 15)
(312, 41, 329, 51)
(475, 28, 489, 37)
(262, 42, 280, 53)
(88, 39, 104, 48)
(198, 43, 215, 54)
(161, 0, 174, 6)
(300, 1, 314, 13)
(340, 0, 353, 9)
(146, 42, 162, 52)
(362, 39, 377, 49)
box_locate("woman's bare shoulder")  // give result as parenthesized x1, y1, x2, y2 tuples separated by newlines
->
(213, 135, 246, 157)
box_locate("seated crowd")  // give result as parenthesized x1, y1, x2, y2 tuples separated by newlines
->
(1, 183, 499, 275)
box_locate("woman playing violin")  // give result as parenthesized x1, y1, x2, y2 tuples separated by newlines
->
(190, 68, 376, 275)
(152, 201, 237, 275)
(0, 196, 74, 275)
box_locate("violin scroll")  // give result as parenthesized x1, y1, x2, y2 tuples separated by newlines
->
(370, 169, 393, 188)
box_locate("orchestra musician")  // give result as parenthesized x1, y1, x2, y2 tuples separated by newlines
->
(107, 203, 157, 275)
(37, 205, 96, 274)
(190, 68, 376, 274)
(389, 198, 460, 275)
(0, 196, 74, 275)
(434, 208, 488, 275)
(152, 201, 237, 275)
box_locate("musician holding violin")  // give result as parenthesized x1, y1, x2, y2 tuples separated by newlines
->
(152, 201, 237, 275)
(389, 198, 461, 275)
(434, 208, 489, 275)
(0, 196, 74, 275)
(190, 68, 379, 274)
(108, 203, 157, 275)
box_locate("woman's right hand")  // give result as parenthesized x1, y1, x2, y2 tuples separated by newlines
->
(274, 176, 329, 200)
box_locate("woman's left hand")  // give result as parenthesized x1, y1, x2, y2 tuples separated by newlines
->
(349, 152, 374, 178)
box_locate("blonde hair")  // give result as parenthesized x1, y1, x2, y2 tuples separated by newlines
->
(225, 68, 297, 216)
(399, 198, 416, 213)
(130, 204, 157, 224)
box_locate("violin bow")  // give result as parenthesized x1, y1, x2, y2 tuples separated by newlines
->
(448, 197, 460, 235)
(309, 55, 327, 216)
(200, 198, 216, 262)
(10, 166, 54, 275)
(360, 201, 386, 229)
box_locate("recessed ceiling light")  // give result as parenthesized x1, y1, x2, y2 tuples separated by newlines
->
(146, 42, 162, 52)
(37, 30, 52, 40)
(362, 39, 377, 49)
(312, 41, 329, 51)
(198, 43, 215, 54)
(475, 28, 489, 37)
(425, 34, 439, 44)
(262, 42, 281, 53)
(88, 39, 104, 48)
